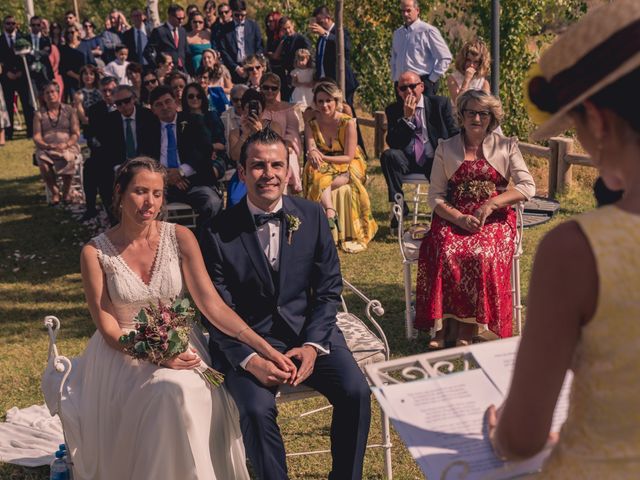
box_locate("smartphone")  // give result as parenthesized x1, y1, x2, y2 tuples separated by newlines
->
(248, 99, 260, 118)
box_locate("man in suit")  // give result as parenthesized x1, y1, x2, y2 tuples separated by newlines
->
(198, 128, 371, 480)
(122, 8, 149, 65)
(26, 15, 53, 94)
(381, 70, 458, 229)
(0, 15, 34, 139)
(141, 85, 223, 226)
(216, 0, 264, 84)
(83, 76, 118, 222)
(310, 5, 358, 107)
(104, 85, 155, 172)
(144, 4, 187, 70)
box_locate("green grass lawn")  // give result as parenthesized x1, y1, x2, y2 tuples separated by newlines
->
(0, 135, 595, 479)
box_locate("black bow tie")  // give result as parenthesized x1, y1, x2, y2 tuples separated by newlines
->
(254, 209, 285, 227)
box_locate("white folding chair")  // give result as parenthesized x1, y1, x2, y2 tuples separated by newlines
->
(394, 197, 525, 340)
(43, 150, 86, 204)
(399, 173, 430, 224)
(166, 202, 198, 230)
(276, 279, 393, 478)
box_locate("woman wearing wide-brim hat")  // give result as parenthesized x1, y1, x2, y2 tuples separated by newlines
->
(485, 0, 640, 477)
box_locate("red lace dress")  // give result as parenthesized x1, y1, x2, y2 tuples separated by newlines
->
(415, 157, 516, 338)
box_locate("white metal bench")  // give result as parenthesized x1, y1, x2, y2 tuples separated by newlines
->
(166, 202, 198, 230)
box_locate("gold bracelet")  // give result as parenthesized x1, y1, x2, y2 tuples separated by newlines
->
(234, 325, 251, 339)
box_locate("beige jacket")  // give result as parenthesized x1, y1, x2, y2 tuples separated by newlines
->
(428, 131, 536, 209)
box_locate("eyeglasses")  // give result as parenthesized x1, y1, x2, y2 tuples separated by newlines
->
(245, 65, 262, 72)
(220, 9, 231, 15)
(114, 96, 134, 106)
(31, 23, 42, 27)
(398, 82, 421, 92)
(143, 78, 158, 86)
(186, 93, 202, 100)
(261, 85, 279, 92)
(192, 20, 204, 25)
(5, 21, 16, 26)
(233, 12, 247, 19)
(174, 15, 185, 22)
(462, 109, 491, 119)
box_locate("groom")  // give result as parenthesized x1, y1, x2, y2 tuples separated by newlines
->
(198, 127, 371, 480)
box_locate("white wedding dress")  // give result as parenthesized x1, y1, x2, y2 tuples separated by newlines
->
(54, 222, 249, 480)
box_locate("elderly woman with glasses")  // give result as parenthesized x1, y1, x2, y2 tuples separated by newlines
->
(414, 90, 535, 348)
(33, 81, 81, 205)
(243, 54, 266, 89)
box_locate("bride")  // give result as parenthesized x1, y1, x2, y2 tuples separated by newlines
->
(59, 157, 296, 479)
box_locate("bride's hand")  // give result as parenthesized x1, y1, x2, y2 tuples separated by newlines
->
(161, 348, 201, 370)
(265, 347, 298, 378)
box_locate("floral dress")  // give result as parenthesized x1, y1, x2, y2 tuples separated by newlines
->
(302, 114, 378, 252)
(415, 156, 516, 338)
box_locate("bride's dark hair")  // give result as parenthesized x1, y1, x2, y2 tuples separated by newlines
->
(112, 157, 168, 221)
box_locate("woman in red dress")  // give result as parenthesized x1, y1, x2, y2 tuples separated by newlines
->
(415, 90, 535, 348)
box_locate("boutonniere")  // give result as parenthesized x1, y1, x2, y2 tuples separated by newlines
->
(179, 121, 188, 133)
(285, 214, 301, 245)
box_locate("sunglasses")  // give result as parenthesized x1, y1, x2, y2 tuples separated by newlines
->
(114, 96, 134, 106)
(83, 24, 93, 28)
(261, 85, 279, 92)
(462, 109, 491, 119)
(143, 78, 158, 86)
(31, 23, 42, 27)
(220, 9, 231, 14)
(192, 20, 204, 25)
(245, 65, 262, 72)
(5, 21, 16, 26)
(233, 12, 247, 18)
(187, 93, 202, 100)
(174, 16, 185, 22)
(398, 82, 421, 92)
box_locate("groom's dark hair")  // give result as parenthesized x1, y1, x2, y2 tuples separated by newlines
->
(239, 127, 289, 167)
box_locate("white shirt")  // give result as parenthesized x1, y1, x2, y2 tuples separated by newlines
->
(402, 95, 435, 159)
(103, 60, 132, 86)
(4, 32, 16, 47)
(239, 197, 330, 370)
(159, 117, 195, 177)
(235, 21, 245, 63)
(390, 18, 452, 83)
(30, 33, 41, 51)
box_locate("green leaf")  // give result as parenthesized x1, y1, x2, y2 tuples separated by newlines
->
(134, 309, 148, 325)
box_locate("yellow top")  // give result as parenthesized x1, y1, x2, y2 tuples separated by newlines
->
(540, 205, 640, 478)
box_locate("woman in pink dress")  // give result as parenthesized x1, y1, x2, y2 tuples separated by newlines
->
(42, 19, 64, 100)
(415, 90, 535, 348)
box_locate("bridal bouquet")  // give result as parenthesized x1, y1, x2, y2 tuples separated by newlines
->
(119, 298, 224, 388)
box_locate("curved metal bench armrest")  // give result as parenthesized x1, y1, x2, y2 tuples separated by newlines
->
(342, 280, 390, 361)
(44, 316, 74, 412)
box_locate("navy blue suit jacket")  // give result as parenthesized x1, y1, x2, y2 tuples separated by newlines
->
(144, 23, 187, 68)
(198, 195, 347, 370)
(216, 19, 264, 73)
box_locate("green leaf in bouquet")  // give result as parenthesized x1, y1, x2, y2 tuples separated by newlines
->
(119, 331, 135, 345)
(166, 329, 186, 356)
(134, 309, 149, 325)
(134, 341, 148, 354)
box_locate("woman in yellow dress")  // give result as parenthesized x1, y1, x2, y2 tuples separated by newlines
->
(303, 82, 378, 253)
(486, 1, 640, 477)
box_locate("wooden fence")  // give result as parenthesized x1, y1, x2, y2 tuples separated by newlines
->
(360, 111, 594, 199)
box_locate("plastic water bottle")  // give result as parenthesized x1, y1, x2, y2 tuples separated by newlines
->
(50, 450, 70, 480)
(58, 444, 74, 479)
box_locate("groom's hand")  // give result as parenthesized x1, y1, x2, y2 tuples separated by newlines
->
(285, 345, 318, 386)
(245, 356, 292, 387)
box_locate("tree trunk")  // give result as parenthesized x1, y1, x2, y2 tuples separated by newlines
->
(334, 0, 346, 95)
(23, 0, 34, 21)
(147, 0, 161, 28)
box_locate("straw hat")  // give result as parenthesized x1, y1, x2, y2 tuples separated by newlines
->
(525, 0, 640, 140)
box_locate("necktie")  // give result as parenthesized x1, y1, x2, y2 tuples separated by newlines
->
(254, 209, 285, 227)
(173, 28, 183, 68)
(316, 36, 326, 76)
(165, 123, 179, 168)
(125, 118, 136, 159)
(136, 29, 143, 62)
(413, 106, 425, 166)
(9, 35, 14, 49)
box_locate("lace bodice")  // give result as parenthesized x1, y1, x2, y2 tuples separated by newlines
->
(92, 222, 183, 329)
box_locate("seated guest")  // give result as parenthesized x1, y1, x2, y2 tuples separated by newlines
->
(155, 52, 174, 85)
(104, 44, 132, 86)
(140, 85, 223, 226)
(83, 76, 118, 222)
(125, 62, 143, 99)
(140, 69, 159, 106)
(220, 84, 247, 148)
(227, 89, 282, 207)
(260, 72, 302, 193)
(181, 81, 228, 170)
(243, 54, 265, 90)
(381, 70, 458, 230)
(446, 38, 491, 106)
(165, 70, 188, 109)
(415, 90, 535, 348)
(104, 85, 156, 172)
(487, 4, 640, 477)
(199, 48, 233, 92)
(200, 65, 231, 114)
(303, 82, 377, 253)
(33, 81, 81, 205)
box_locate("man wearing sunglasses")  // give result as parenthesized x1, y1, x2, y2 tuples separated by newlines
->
(391, 0, 451, 97)
(216, 0, 263, 83)
(144, 3, 187, 70)
(381, 70, 458, 231)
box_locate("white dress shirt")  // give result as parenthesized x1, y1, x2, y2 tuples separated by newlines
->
(402, 95, 435, 159)
(239, 197, 330, 370)
(390, 18, 452, 83)
(235, 21, 245, 62)
(159, 117, 195, 177)
(30, 33, 41, 51)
